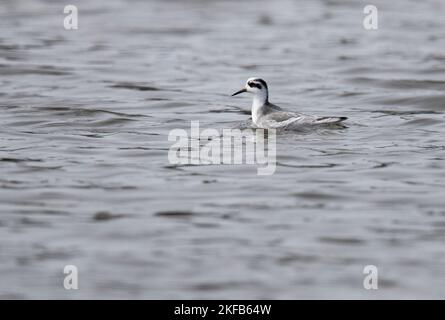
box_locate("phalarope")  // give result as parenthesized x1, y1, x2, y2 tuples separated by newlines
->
(232, 77, 347, 129)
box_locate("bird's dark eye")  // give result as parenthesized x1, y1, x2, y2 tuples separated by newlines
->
(248, 82, 261, 89)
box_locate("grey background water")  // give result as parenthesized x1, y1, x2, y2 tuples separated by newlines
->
(1, 0, 445, 299)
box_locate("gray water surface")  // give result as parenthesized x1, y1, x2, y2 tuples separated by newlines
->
(1, 0, 445, 299)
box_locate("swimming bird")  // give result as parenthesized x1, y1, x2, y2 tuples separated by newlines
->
(231, 77, 347, 129)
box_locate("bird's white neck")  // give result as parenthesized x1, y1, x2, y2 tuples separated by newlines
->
(251, 91, 269, 124)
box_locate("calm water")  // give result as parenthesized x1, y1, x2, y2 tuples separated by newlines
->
(1, 0, 445, 299)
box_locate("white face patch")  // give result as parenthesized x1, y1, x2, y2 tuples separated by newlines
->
(245, 78, 268, 93)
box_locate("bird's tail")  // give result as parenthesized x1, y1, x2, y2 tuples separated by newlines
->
(314, 116, 348, 125)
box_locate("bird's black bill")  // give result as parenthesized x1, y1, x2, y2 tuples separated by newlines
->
(231, 88, 247, 96)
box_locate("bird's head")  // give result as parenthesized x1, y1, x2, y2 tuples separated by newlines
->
(231, 77, 269, 96)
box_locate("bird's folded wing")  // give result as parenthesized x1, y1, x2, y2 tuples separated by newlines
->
(264, 111, 315, 126)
